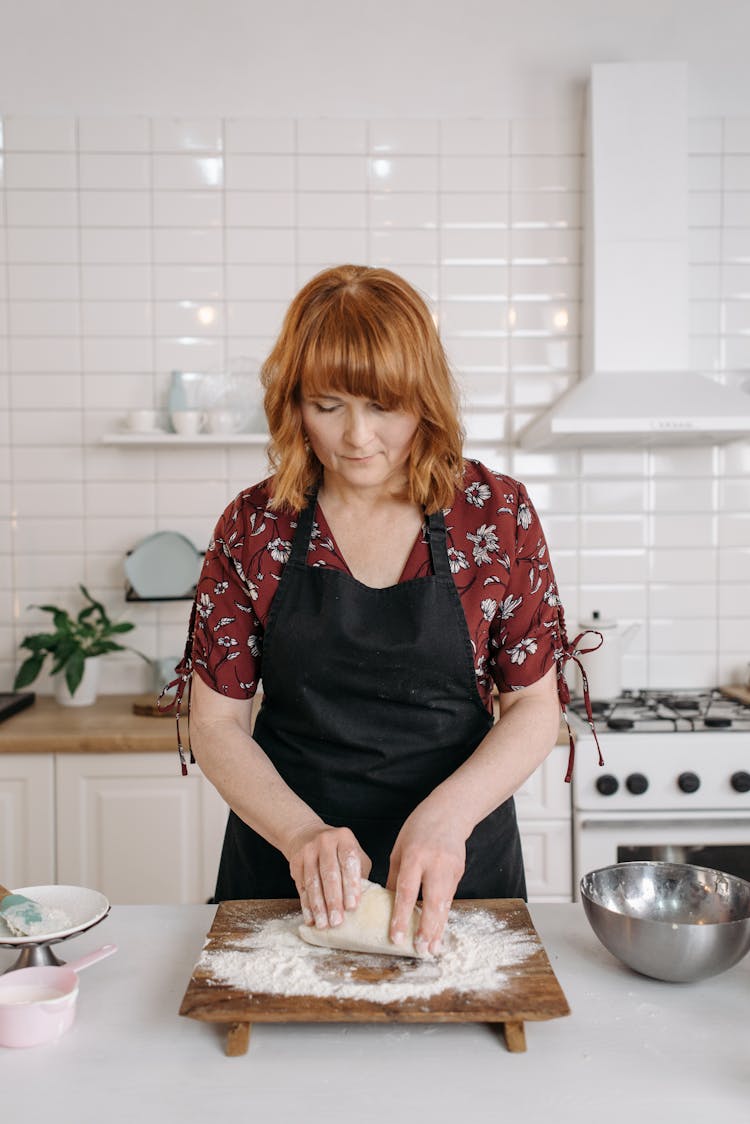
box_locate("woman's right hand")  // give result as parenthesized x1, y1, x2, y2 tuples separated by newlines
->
(286, 823, 371, 929)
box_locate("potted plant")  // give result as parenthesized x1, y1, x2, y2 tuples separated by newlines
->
(13, 585, 148, 706)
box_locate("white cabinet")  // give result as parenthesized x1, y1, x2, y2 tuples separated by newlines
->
(0, 753, 228, 905)
(0, 755, 56, 887)
(515, 746, 573, 903)
(55, 754, 228, 905)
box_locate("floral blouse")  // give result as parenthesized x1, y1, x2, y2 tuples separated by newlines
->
(179, 460, 574, 718)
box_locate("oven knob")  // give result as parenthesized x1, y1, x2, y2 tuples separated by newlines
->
(626, 772, 649, 795)
(678, 771, 701, 794)
(730, 771, 750, 793)
(596, 774, 619, 796)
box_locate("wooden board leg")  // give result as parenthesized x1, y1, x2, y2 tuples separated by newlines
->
(502, 1020, 527, 1053)
(226, 1022, 252, 1056)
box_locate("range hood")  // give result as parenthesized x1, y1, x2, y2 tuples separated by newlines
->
(518, 61, 750, 449)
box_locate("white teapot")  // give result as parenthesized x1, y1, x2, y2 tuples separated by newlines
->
(571, 611, 639, 701)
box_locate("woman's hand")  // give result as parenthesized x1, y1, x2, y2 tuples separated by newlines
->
(287, 823, 372, 930)
(386, 805, 467, 957)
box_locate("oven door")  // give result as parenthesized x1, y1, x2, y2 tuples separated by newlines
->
(573, 811, 750, 897)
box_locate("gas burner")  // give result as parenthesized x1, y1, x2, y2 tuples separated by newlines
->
(568, 687, 750, 734)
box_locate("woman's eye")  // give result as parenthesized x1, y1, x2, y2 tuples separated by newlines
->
(313, 402, 338, 413)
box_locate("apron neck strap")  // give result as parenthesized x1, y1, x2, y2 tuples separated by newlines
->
(290, 488, 319, 565)
(426, 508, 451, 578)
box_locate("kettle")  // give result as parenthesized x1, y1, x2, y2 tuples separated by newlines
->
(571, 611, 639, 701)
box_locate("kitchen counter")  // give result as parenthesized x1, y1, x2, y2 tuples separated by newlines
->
(0, 694, 573, 753)
(0, 695, 177, 752)
(2, 904, 747, 1123)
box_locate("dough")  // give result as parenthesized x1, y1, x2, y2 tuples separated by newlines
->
(298, 879, 425, 958)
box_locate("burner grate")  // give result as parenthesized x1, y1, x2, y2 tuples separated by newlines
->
(568, 688, 750, 734)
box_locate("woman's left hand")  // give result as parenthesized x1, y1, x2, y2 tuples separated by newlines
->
(385, 804, 466, 957)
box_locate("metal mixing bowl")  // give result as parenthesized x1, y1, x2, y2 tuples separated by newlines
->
(580, 861, 750, 982)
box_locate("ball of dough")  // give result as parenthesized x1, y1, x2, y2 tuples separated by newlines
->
(298, 879, 425, 958)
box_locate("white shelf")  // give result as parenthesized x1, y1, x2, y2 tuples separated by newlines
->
(102, 432, 269, 446)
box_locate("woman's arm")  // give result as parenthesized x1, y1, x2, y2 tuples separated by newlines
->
(386, 665, 561, 956)
(189, 674, 370, 926)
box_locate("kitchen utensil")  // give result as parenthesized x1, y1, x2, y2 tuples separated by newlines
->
(580, 861, 750, 982)
(180, 898, 570, 1056)
(0, 692, 35, 724)
(720, 683, 750, 706)
(573, 611, 639, 700)
(0, 885, 111, 970)
(0, 943, 117, 1047)
(0, 883, 70, 939)
(171, 410, 205, 436)
(124, 530, 203, 600)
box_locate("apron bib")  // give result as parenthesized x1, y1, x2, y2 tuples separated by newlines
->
(214, 492, 526, 901)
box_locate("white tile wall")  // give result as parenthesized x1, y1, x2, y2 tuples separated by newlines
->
(1, 115, 749, 694)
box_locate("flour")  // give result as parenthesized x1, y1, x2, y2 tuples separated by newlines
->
(4, 907, 72, 939)
(199, 907, 540, 1003)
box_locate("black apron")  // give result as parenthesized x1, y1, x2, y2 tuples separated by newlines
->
(214, 492, 526, 902)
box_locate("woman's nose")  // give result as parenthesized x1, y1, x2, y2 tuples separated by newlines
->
(343, 407, 372, 445)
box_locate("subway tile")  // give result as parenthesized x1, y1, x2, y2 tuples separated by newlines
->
(225, 264, 296, 301)
(650, 478, 715, 513)
(724, 154, 750, 190)
(369, 192, 437, 229)
(367, 155, 437, 193)
(85, 516, 158, 553)
(12, 446, 84, 481)
(719, 546, 750, 581)
(80, 227, 151, 263)
(14, 553, 88, 591)
(717, 513, 750, 547)
(719, 226, 750, 263)
(579, 549, 648, 584)
(10, 337, 82, 373)
(225, 191, 294, 227)
(82, 301, 153, 335)
(369, 120, 438, 154)
(85, 480, 157, 517)
(155, 445, 232, 482)
(510, 228, 580, 265)
(224, 119, 296, 154)
(718, 582, 750, 616)
(4, 190, 76, 227)
(510, 337, 577, 373)
(298, 119, 366, 153)
(650, 548, 717, 583)
(79, 154, 150, 190)
(688, 154, 722, 191)
(370, 228, 437, 265)
(446, 336, 507, 370)
(440, 156, 508, 193)
(650, 583, 714, 618)
(8, 263, 79, 300)
(78, 117, 150, 151)
(81, 263, 152, 300)
(151, 118, 223, 152)
(439, 299, 509, 335)
(441, 228, 509, 263)
(152, 300, 221, 336)
(10, 409, 83, 445)
(13, 517, 85, 553)
(576, 585, 648, 622)
(462, 406, 506, 443)
(512, 118, 583, 156)
(152, 190, 222, 228)
(510, 369, 573, 406)
(82, 337, 152, 373)
(154, 336, 223, 374)
(8, 301, 80, 335)
(650, 618, 717, 653)
(510, 263, 580, 299)
(537, 513, 578, 551)
(225, 227, 296, 264)
(651, 512, 716, 548)
(153, 154, 223, 190)
(580, 516, 647, 549)
(224, 154, 293, 191)
(6, 227, 78, 263)
(84, 446, 156, 482)
(688, 190, 722, 227)
(511, 156, 582, 192)
(509, 300, 580, 336)
(718, 617, 750, 651)
(723, 192, 750, 226)
(298, 154, 368, 192)
(718, 478, 750, 511)
(511, 191, 582, 230)
(520, 481, 579, 514)
(226, 301, 286, 338)
(80, 190, 152, 227)
(153, 264, 222, 301)
(440, 263, 508, 299)
(3, 116, 76, 150)
(454, 370, 508, 407)
(156, 479, 233, 519)
(154, 227, 224, 264)
(649, 653, 719, 689)
(13, 481, 85, 518)
(510, 451, 579, 478)
(440, 120, 510, 155)
(690, 262, 721, 299)
(581, 479, 648, 514)
(298, 228, 368, 264)
(649, 444, 717, 478)
(4, 153, 77, 189)
(441, 192, 508, 228)
(297, 192, 367, 229)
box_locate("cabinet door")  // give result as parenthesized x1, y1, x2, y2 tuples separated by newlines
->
(514, 745, 572, 820)
(0, 754, 55, 887)
(519, 819, 573, 902)
(55, 753, 227, 905)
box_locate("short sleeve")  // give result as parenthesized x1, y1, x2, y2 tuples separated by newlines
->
(490, 481, 568, 698)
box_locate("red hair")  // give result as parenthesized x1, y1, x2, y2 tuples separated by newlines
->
(261, 265, 464, 512)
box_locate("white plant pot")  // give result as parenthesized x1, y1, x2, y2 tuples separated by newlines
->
(54, 658, 101, 707)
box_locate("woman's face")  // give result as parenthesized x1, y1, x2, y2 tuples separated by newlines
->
(300, 390, 420, 495)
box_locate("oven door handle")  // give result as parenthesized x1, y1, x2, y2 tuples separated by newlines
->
(576, 811, 749, 828)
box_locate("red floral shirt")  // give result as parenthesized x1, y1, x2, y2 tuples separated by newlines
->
(182, 460, 573, 715)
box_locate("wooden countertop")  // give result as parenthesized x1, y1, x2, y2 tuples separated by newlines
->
(0, 694, 572, 754)
(0, 695, 179, 753)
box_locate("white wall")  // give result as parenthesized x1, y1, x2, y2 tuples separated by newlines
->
(1, 2, 750, 697)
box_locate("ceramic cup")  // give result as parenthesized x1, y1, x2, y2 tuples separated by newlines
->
(205, 409, 241, 434)
(171, 410, 204, 436)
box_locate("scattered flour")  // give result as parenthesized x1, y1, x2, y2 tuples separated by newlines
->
(199, 908, 540, 1003)
(4, 907, 72, 938)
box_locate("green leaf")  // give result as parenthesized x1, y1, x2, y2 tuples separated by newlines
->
(109, 621, 135, 634)
(13, 653, 45, 689)
(64, 650, 86, 696)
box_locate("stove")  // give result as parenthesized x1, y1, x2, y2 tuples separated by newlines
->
(568, 688, 750, 893)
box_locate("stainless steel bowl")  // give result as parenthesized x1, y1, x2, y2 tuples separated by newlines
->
(580, 862, 750, 982)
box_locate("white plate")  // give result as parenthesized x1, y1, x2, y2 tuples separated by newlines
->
(124, 530, 203, 599)
(0, 885, 110, 946)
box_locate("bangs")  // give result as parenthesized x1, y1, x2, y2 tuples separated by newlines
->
(297, 301, 423, 411)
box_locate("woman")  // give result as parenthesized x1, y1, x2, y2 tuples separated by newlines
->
(173, 264, 575, 958)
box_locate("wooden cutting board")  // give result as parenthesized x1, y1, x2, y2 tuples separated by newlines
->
(179, 898, 570, 1056)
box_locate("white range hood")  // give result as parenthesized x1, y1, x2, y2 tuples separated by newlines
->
(518, 61, 750, 450)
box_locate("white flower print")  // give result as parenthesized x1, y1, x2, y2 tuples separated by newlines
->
(500, 593, 523, 620)
(517, 503, 532, 530)
(213, 616, 235, 630)
(213, 581, 229, 595)
(465, 481, 491, 508)
(247, 634, 261, 657)
(466, 523, 499, 566)
(267, 537, 292, 563)
(508, 637, 538, 665)
(480, 598, 498, 622)
(447, 547, 470, 573)
(197, 592, 214, 619)
(543, 585, 560, 608)
(217, 636, 238, 648)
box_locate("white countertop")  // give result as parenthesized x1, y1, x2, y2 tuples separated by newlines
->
(2, 904, 748, 1124)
